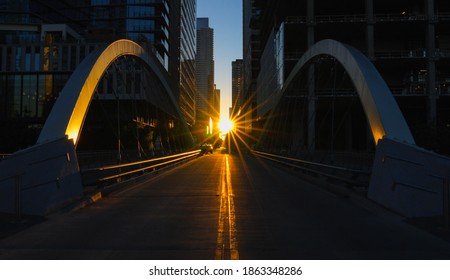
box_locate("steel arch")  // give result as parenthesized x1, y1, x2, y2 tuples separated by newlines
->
(37, 39, 188, 146)
(275, 39, 415, 145)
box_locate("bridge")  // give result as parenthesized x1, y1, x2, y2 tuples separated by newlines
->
(1, 39, 450, 259)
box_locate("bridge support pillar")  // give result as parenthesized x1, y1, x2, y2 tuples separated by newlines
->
(0, 137, 83, 216)
(368, 138, 450, 218)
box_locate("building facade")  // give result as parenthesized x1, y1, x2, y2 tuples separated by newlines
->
(231, 59, 243, 118)
(195, 17, 214, 126)
(213, 84, 220, 124)
(178, 0, 197, 127)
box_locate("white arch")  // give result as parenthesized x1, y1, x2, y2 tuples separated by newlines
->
(276, 39, 415, 145)
(37, 39, 185, 146)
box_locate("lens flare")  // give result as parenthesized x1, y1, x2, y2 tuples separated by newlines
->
(219, 118, 234, 134)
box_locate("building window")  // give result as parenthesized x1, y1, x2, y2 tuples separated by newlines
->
(8, 75, 21, 118)
(22, 75, 37, 118)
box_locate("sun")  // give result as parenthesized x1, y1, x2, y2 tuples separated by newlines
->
(218, 118, 234, 134)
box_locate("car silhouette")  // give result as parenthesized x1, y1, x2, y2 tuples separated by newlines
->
(200, 143, 213, 155)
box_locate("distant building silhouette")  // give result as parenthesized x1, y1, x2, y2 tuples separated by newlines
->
(195, 17, 216, 139)
(231, 59, 243, 119)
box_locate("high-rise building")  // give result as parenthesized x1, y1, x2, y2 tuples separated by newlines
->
(242, 0, 450, 153)
(213, 84, 220, 123)
(242, 0, 260, 135)
(195, 17, 214, 124)
(89, 0, 172, 69)
(163, 0, 197, 128)
(231, 59, 243, 118)
(177, 0, 197, 127)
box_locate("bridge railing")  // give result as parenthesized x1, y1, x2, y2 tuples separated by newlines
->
(252, 150, 371, 188)
(81, 150, 200, 186)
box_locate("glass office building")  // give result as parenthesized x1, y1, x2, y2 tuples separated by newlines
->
(178, 0, 197, 127)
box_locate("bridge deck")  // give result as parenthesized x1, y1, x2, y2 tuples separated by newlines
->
(1, 152, 450, 259)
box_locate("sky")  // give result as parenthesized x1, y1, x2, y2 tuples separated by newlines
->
(197, 0, 243, 119)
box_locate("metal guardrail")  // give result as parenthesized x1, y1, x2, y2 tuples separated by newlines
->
(81, 150, 201, 186)
(252, 150, 370, 187)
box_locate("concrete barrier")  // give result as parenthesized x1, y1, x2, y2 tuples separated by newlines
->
(0, 137, 83, 216)
(368, 138, 450, 218)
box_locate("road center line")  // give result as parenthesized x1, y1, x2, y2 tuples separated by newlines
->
(215, 155, 239, 260)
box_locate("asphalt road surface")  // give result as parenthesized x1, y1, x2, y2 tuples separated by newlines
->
(1, 151, 450, 259)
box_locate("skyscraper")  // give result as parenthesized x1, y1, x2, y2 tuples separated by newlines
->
(177, 0, 197, 127)
(89, 0, 172, 69)
(231, 59, 243, 118)
(213, 84, 220, 123)
(195, 17, 214, 125)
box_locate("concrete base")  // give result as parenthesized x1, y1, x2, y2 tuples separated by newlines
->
(0, 137, 83, 216)
(368, 138, 450, 218)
